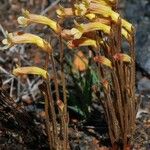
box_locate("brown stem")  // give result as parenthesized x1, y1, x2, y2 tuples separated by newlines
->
(59, 35, 69, 150)
(49, 53, 65, 149)
(39, 80, 57, 149)
(42, 90, 53, 149)
(45, 54, 58, 149)
(46, 79, 58, 148)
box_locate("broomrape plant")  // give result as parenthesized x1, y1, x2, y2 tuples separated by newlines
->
(1, 0, 139, 149)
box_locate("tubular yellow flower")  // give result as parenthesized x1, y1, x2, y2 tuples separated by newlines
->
(67, 38, 97, 48)
(121, 28, 132, 41)
(2, 32, 52, 53)
(61, 22, 131, 41)
(13, 66, 48, 79)
(70, 28, 83, 39)
(94, 56, 112, 68)
(17, 10, 61, 33)
(122, 19, 134, 33)
(71, 21, 111, 39)
(89, 3, 119, 22)
(113, 53, 132, 63)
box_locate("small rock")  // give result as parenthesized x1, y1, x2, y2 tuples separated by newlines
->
(22, 95, 33, 105)
(138, 77, 150, 92)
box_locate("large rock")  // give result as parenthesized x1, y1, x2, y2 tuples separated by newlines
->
(124, 0, 150, 74)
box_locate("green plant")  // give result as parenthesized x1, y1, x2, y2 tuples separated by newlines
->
(1, 0, 138, 149)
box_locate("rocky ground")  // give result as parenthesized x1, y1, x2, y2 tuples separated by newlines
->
(0, 0, 150, 149)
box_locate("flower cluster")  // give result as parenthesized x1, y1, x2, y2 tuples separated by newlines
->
(57, 0, 133, 69)
(1, 0, 133, 84)
(1, 10, 60, 78)
(0, 0, 136, 148)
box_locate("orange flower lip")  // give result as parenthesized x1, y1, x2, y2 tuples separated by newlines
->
(2, 32, 52, 53)
(94, 56, 112, 68)
(13, 66, 48, 79)
(17, 10, 61, 33)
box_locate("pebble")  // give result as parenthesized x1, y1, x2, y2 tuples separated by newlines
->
(137, 77, 150, 92)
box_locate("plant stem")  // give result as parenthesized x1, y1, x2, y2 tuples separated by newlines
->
(45, 54, 58, 149)
(59, 35, 69, 150)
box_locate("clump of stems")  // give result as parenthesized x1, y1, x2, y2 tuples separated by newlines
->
(1, 0, 138, 149)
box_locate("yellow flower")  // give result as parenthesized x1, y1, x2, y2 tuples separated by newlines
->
(113, 53, 132, 63)
(2, 32, 52, 53)
(89, 2, 119, 22)
(122, 19, 134, 33)
(17, 10, 61, 33)
(73, 50, 88, 71)
(121, 28, 132, 41)
(85, 13, 96, 20)
(71, 21, 111, 39)
(67, 38, 97, 49)
(13, 66, 48, 79)
(71, 28, 83, 39)
(94, 56, 112, 68)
